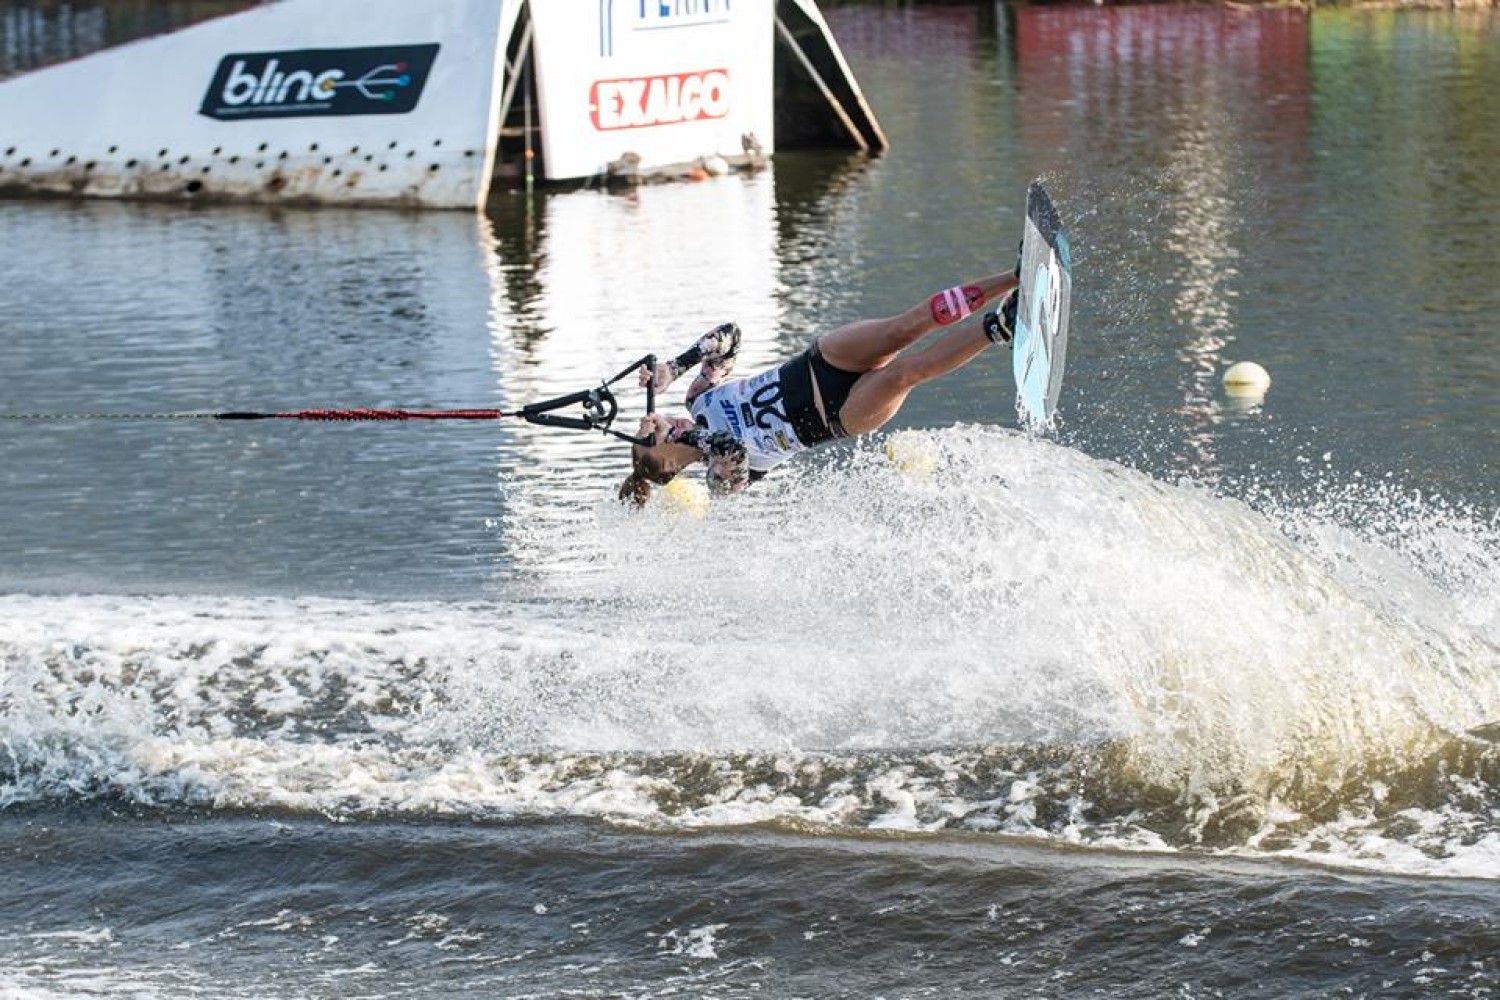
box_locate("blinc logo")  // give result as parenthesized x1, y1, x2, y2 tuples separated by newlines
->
(199, 44, 440, 120)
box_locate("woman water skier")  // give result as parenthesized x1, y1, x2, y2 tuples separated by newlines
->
(619, 270, 1020, 505)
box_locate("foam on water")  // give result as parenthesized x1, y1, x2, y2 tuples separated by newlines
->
(2, 427, 1496, 875)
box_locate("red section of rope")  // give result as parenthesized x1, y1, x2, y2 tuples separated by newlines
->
(279, 409, 507, 422)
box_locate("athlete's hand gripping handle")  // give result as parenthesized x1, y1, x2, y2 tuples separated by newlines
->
(637, 360, 674, 395)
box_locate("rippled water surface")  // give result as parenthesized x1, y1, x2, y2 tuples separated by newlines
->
(2, 5, 1498, 998)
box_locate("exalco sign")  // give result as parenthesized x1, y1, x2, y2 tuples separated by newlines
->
(200, 44, 440, 121)
(590, 69, 730, 131)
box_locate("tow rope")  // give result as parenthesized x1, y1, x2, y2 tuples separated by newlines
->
(0, 355, 660, 446)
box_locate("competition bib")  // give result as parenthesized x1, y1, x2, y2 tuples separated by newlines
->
(690, 366, 809, 473)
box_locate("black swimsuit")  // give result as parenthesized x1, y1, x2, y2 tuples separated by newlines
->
(779, 341, 862, 443)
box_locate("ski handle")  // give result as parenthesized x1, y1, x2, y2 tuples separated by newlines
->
(518, 354, 658, 446)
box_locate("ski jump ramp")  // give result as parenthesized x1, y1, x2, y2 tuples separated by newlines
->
(0, 0, 884, 210)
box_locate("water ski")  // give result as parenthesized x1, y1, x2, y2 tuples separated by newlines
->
(1013, 181, 1072, 426)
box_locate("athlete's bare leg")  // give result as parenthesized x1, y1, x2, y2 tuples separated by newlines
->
(836, 322, 996, 436)
(816, 273, 1018, 374)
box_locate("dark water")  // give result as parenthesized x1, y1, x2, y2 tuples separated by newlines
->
(9, 814, 1500, 998)
(2, 5, 1499, 998)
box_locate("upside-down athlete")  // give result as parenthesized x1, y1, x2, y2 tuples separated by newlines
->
(619, 270, 1021, 505)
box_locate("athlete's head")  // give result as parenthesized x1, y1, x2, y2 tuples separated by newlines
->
(618, 415, 700, 508)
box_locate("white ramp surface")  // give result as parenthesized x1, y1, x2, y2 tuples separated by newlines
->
(0, 0, 510, 209)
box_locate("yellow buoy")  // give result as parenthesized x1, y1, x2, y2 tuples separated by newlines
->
(658, 477, 710, 518)
(1223, 360, 1271, 398)
(885, 430, 937, 478)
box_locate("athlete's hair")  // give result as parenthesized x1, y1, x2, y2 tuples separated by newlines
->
(618, 473, 652, 508)
(618, 445, 678, 508)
